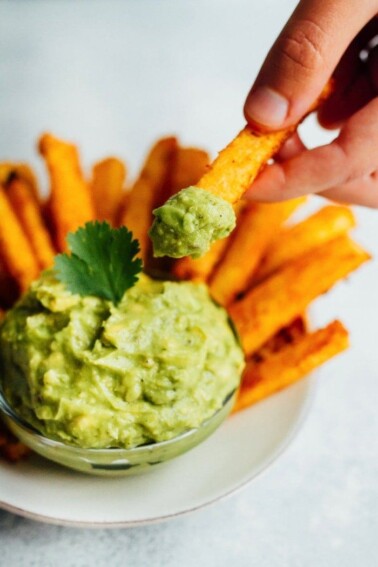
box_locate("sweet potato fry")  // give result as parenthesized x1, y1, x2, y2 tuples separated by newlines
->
(0, 162, 40, 203)
(166, 147, 209, 200)
(197, 126, 293, 202)
(233, 321, 349, 412)
(39, 133, 95, 251)
(250, 316, 307, 364)
(172, 237, 230, 282)
(195, 86, 332, 204)
(209, 198, 305, 305)
(5, 177, 55, 269)
(254, 206, 356, 283)
(90, 157, 126, 223)
(228, 236, 370, 356)
(0, 188, 40, 291)
(120, 137, 178, 260)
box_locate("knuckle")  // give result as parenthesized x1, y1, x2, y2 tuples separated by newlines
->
(276, 19, 327, 74)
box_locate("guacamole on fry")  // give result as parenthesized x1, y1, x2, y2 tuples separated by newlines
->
(149, 186, 236, 258)
(0, 272, 244, 449)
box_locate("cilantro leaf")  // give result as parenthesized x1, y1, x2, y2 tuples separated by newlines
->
(54, 222, 143, 304)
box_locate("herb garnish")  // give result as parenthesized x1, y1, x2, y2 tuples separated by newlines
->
(54, 221, 142, 304)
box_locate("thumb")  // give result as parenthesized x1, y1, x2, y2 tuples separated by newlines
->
(244, 0, 376, 131)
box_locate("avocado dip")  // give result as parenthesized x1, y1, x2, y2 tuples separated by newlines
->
(149, 186, 236, 258)
(0, 272, 244, 449)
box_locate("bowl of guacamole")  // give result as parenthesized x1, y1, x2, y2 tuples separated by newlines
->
(0, 272, 244, 475)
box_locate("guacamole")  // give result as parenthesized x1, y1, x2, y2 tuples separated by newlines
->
(0, 272, 244, 449)
(149, 186, 236, 258)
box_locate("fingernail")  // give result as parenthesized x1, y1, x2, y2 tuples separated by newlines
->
(245, 87, 289, 128)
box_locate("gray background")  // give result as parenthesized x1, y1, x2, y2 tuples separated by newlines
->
(0, 1, 377, 565)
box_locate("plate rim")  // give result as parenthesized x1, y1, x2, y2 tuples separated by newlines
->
(0, 376, 316, 528)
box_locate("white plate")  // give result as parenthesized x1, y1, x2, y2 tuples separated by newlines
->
(0, 377, 314, 527)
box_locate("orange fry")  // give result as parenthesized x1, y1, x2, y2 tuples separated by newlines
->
(167, 147, 209, 200)
(0, 188, 40, 291)
(254, 205, 356, 283)
(172, 237, 230, 282)
(195, 86, 332, 204)
(233, 321, 349, 412)
(197, 126, 294, 202)
(39, 133, 95, 251)
(90, 157, 126, 223)
(6, 177, 55, 270)
(209, 198, 305, 305)
(251, 316, 307, 364)
(121, 137, 177, 260)
(0, 162, 40, 203)
(228, 236, 370, 356)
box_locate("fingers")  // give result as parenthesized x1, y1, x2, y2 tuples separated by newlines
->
(275, 132, 307, 161)
(244, 0, 377, 131)
(320, 172, 378, 208)
(318, 19, 378, 128)
(246, 97, 378, 203)
(318, 71, 375, 128)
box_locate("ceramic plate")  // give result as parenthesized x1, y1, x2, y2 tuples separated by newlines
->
(0, 377, 314, 527)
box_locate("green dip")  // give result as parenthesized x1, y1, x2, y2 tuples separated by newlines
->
(149, 186, 236, 258)
(0, 272, 244, 449)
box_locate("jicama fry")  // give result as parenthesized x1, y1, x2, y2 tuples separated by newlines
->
(0, 188, 40, 291)
(197, 126, 293, 202)
(90, 157, 126, 223)
(0, 162, 40, 203)
(233, 321, 348, 412)
(167, 147, 209, 200)
(196, 85, 332, 204)
(120, 137, 177, 260)
(172, 201, 246, 282)
(209, 198, 305, 305)
(5, 177, 55, 270)
(250, 316, 306, 364)
(172, 237, 230, 282)
(254, 206, 356, 283)
(229, 236, 370, 356)
(39, 133, 95, 251)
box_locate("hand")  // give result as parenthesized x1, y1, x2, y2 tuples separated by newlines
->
(244, 0, 378, 208)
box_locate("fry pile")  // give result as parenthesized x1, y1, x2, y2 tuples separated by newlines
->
(0, 131, 370, 463)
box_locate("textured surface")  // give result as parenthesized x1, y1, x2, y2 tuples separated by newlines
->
(0, 1, 377, 566)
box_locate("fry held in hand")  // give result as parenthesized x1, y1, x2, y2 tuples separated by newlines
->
(229, 236, 370, 356)
(150, 125, 293, 258)
(254, 205, 356, 283)
(150, 86, 332, 259)
(39, 133, 95, 251)
(233, 321, 349, 412)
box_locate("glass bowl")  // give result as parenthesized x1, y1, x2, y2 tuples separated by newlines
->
(0, 387, 237, 477)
